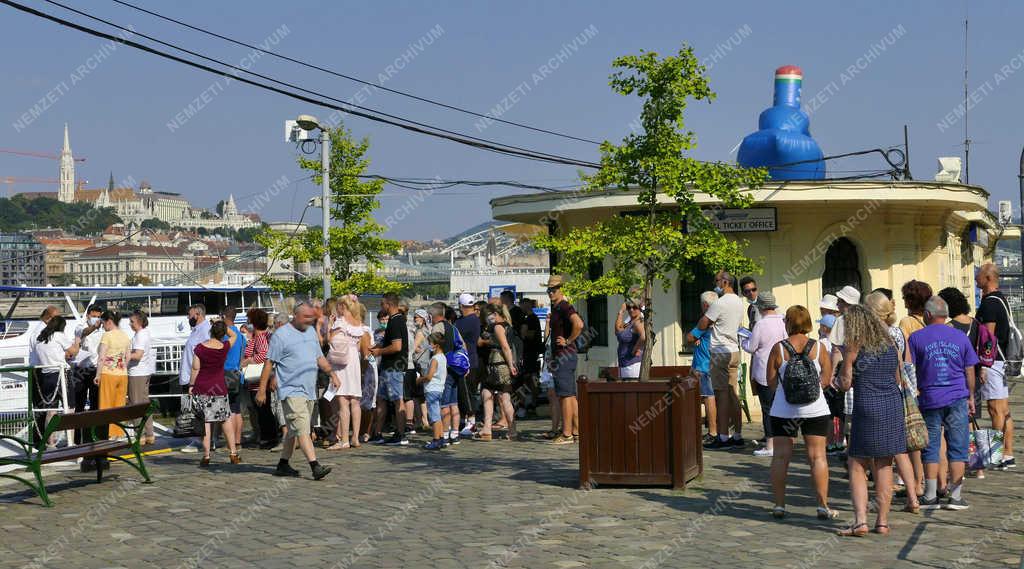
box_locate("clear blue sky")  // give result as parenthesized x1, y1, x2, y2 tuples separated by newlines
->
(3, 0, 1022, 240)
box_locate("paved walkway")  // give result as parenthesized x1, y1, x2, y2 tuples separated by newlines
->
(1, 400, 1021, 569)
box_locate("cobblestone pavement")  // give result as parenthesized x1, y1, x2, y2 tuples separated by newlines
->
(1, 399, 1021, 569)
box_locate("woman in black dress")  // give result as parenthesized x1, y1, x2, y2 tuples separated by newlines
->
(838, 304, 906, 536)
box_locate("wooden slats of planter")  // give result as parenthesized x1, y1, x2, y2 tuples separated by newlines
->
(578, 369, 702, 490)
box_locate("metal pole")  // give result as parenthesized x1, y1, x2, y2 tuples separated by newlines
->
(321, 129, 332, 300)
(1018, 146, 1023, 265)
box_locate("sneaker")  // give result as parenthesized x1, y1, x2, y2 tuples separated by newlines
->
(424, 440, 444, 451)
(384, 435, 409, 446)
(551, 434, 575, 445)
(406, 429, 417, 436)
(753, 448, 774, 457)
(180, 441, 200, 453)
(273, 463, 301, 477)
(449, 435, 461, 445)
(459, 426, 474, 438)
(311, 464, 332, 480)
(729, 437, 745, 448)
(999, 457, 1017, 469)
(937, 488, 950, 500)
(702, 433, 716, 445)
(368, 434, 386, 445)
(918, 495, 942, 510)
(704, 438, 731, 450)
(943, 496, 969, 510)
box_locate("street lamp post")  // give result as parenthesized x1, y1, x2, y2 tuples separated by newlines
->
(296, 114, 331, 300)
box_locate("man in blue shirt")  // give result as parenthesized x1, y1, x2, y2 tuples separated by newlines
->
(221, 306, 248, 448)
(687, 291, 719, 444)
(256, 302, 334, 480)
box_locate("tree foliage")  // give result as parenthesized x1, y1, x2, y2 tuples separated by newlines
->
(124, 273, 153, 286)
(534, 43, 768, 379)
(256, 124, 403, 297)
(0, 195, 122, 235)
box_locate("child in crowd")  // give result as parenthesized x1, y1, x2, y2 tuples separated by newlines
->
(418, 332, 448, 450)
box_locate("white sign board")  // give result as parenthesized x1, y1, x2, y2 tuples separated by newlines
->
(698, 207, 777, 233)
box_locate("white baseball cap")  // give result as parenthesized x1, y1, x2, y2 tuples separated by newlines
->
(836, 285, 861, 306)
(458, 293, 476, 306)
(819, 294, 839, 312)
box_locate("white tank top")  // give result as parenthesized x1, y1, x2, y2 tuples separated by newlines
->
(770, 338, 831, 419)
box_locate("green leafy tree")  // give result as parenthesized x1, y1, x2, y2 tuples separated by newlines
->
(140, 218, 171, 231)
(257, 124, 402, 297)
(535, 44, 768, 380)
(124, 274, 153, 286)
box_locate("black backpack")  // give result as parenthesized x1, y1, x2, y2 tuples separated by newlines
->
(781, 339, 820, 405)
(503, 324, 525, 372)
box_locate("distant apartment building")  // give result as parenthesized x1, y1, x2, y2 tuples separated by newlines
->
(37, 236, 94, 283)
(0, 233, 46, 286)
(64, 244, 195, 286)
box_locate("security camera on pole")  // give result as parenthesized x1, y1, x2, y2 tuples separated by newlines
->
(287, 115, 331, 300)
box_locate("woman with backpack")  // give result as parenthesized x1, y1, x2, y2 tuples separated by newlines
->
(837, 304, 906, 537)
(477, 304, 519, 440)
(764, 305, 838, 521)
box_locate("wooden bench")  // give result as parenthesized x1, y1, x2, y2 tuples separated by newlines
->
(0, 402, 155, 506)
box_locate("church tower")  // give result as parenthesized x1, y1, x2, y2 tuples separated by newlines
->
(223, 194, 238, 218)
(58, 123, 76, 203)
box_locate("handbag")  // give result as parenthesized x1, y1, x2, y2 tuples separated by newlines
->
(243, 363, 265, 381)
(969, 416, 1004, 469)
(902, 386, 929, 452)
(173, 394, 205, 438)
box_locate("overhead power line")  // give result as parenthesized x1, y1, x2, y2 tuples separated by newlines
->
(13, 0, 598, 169)
(109, 0, 603, 146)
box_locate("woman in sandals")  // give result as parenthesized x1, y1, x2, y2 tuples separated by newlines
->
(838, 304, 906, 536)
(327, 296, 370, 450)
(476, 304, 519, 441)
(189, 319, 240, 467)
(764, 305, 838, 522)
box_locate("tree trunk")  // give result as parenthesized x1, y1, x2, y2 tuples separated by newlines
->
(639, 270, 655, 382)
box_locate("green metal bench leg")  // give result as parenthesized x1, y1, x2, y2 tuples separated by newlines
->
(111, 417, 152, 483)
(0, 470, 51, 507)
(738, 362, 752, 424)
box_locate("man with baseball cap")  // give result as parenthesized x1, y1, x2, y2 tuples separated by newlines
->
(544, 276, 584, 445)
(455, 293, 482, 435)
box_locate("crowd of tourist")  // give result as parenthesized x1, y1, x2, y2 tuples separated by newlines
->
(25, 265, 1015, 532)
(695, 265, 1016, 536)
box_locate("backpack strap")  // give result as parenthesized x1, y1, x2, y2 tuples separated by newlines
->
(781, 339, 798, 358)
(800, 339, 816, 356)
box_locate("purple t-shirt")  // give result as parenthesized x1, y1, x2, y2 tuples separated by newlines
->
(908, 323, 979, 410)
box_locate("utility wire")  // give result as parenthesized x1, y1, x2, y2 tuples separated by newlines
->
(109, 0, 603, 146)
(41, 0, 595, 168)
(7, 0, 598, 169)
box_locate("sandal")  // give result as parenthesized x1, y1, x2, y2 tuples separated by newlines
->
(229, 453, 241, 464)
(837, 523, 869, 537)
(326, 442, 349, 451)
(473, 432, 493, 441)
(816, 507, 839, 520)
(902, 502, 920, 515)
(872, 524, 890, 535)
(351, 441, 361, 449)
(541, 430, 559, 440)
(199, 457, 211, 468)
(771, 506, 787, 519)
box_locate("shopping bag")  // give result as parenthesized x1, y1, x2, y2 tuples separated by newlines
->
(969, 416, 1004, 469)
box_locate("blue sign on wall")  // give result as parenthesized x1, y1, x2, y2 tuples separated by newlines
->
(488, 284, 516, 299)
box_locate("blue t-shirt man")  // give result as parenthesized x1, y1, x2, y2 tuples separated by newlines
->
(690, 325, 711, 374)
(223, 324, 247, 372)
(267, 323, 322, 401)
(909, 323, 979, 410)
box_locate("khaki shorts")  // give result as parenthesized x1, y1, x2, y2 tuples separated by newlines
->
(282, 396, 315, 435)
(709, 351, 740, 392)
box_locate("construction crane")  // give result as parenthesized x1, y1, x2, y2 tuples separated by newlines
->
(0, 176, 58, 198)
(0, 148, 87, 162)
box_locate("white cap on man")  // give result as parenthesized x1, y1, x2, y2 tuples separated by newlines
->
(836, 286, 861, 306)
(458, 293, 476, 306)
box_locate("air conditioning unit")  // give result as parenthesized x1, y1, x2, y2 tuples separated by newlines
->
(934, 157, 962, 183)
(998, 200, 1014, 226)
(284, 120, 310, 142)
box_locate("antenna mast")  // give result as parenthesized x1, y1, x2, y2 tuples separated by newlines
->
(963, 10, 970, 184)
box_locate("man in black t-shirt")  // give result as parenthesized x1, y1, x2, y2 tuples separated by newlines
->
(455, 293, 481, 435)
(975, 263, 1015, 468)
(371, 293, 409, 446)
(519, 297, 543, 415)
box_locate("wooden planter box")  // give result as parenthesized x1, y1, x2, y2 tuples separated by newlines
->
(578, 367, 702, 490)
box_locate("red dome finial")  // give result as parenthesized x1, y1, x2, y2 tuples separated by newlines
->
(775, 65, 803, 78)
